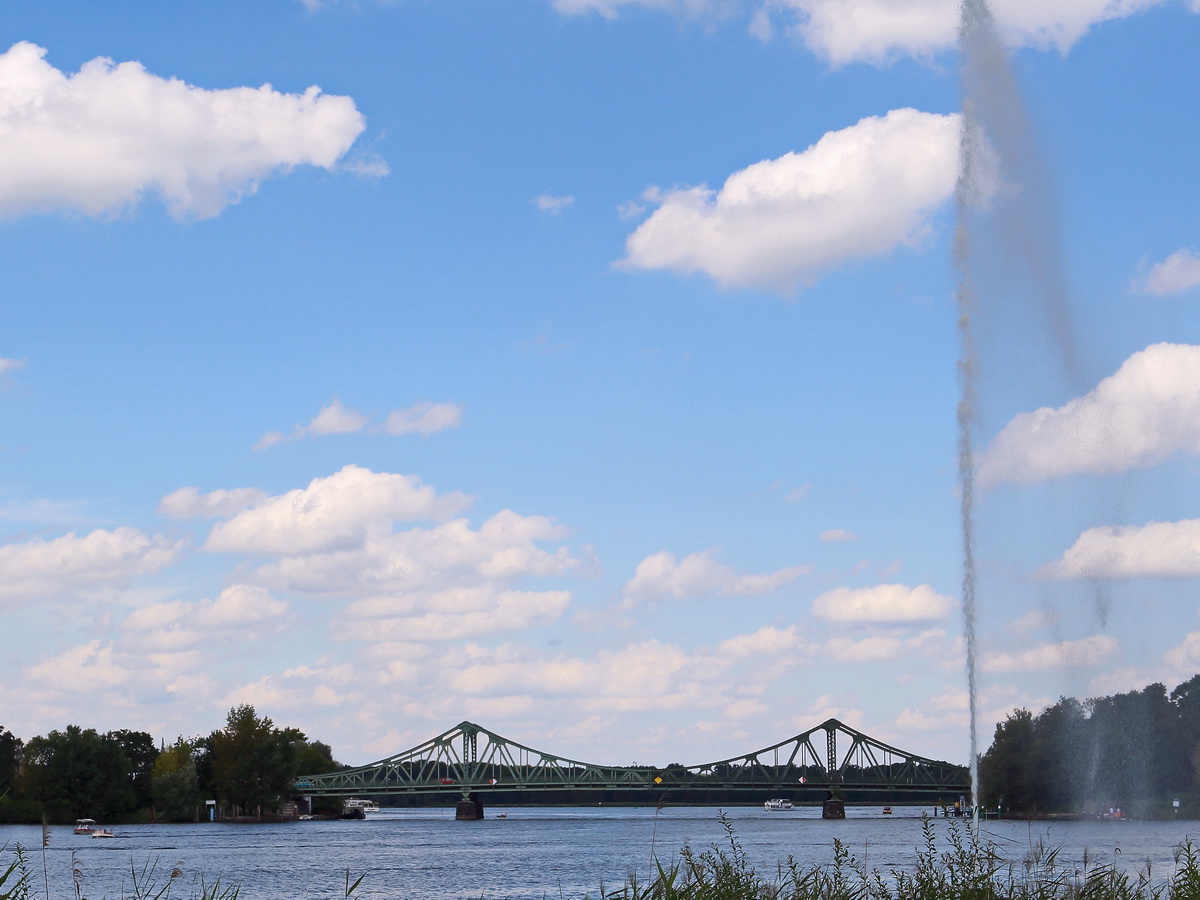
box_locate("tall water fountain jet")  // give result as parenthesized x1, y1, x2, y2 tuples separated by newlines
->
(955, 0, 1081, 823)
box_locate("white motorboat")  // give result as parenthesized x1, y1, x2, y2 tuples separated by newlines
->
(763, 799, 794, 811)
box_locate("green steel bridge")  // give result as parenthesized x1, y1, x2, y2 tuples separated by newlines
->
(295, 718, 970, 818)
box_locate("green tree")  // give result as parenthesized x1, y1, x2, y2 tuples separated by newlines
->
(979, 708, 1035, 812)
(1088, 682, 1190, 809)
(208, 705, 299, 816)
(21, 726, 131, 822)
(152, 739, 200, 822)
(108, 730, 158, 812)
(1028, 697, 1089, 812)
(292, 735, 341, 776)
(0, 727, 20, 799)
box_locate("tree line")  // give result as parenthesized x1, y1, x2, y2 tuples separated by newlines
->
(0, 704, 343, 824)
(979, 675, 1200, 816)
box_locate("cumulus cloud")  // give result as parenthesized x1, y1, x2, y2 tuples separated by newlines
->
(811, 583, 953, 624)
(25, 640, 132, 693)
(620, 108, 959, 293)
(982, 634, 1118, 673)
(259, 510, 577, 597)
(977, 343, 1200, 487)
(378, 402, 463, 437)
(122, 584, 288, 652)
(823, 632, 941, 663)
(205, 464, 471, 555)
(533, 194, 575, 214)
(447, 639, 709, 713)
(775, 0, 1168, 64)
(0, 42, 370, 220)
(336, 590, 571, 641)
(1039, 519, 1200, 580)
(1137, 249, 1200, 295)
(0, 526, 184, 601)
(158, 486, 268, 519)
(820, 528, 858, 542)
(716, 625, 805, 658)
(255, 399, 461, 449)
(554, 0, 1173, 65)
(1164, 628, 1200, 675)
(197, 464, 577, 643)
(622, 549, 808, 604)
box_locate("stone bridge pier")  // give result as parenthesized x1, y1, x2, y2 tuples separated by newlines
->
(455, 793, 484, 820)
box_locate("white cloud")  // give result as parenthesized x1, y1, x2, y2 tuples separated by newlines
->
(206, 464, 472, 555)
(820, 528, 858, 542)
(716, 625, 805, 658)
(25, 641, 133, 693)
(1164, 628, 1200, 675)
(378, 402, 463, 437)
(620, 108, 959, 293)
(775, 0, 1164, 64)
(1039, 519, 1200, 580)
(977, 343, 1200, 487)
(0, 526, 183, 602)
(447, 639, 711, 713)
(335, 590, 571, 641)
(253, 398, 368, 449)
(811, 583, 953, 624)
(0, 42, 369, 220)
(0, 357, 25, 377)
(622, 549, 808, 603)
(555, 0, 1172, 65)
(533, 194, 575, 214)
(258, 509, 576, 596)
(982, 634, 1118, 673)
(824, 629, 945, 663)
(255, 399, 462, 449)
(122, 584, 289, 652)
(158, 486, 268, 519)
(1137, 249, 1200, 295)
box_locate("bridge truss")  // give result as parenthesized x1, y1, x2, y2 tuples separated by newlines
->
(296, 718, 968, 802)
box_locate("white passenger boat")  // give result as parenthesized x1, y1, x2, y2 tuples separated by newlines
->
(342, 798, 380, 814)
(763, 799, 794, 811)
(73, 819, 96, 835)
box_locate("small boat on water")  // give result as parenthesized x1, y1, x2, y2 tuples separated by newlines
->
(73, 819, 96, 835)
(882, 807, 893, 815)
(342, 798, 380, 814)
(91, 828, 115, 839)
(764, 799, 794, 811)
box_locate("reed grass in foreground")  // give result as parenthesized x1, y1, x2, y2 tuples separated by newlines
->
(597, 815, 1200, 900)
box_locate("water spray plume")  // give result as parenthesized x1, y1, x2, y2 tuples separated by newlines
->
(954, 0, 995, 833)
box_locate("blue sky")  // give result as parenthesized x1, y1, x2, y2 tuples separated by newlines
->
(1, 0, 1199, 768)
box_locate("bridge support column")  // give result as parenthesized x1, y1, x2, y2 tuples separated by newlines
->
(822, 799, 845, 819)
(455, 793, 484, 820)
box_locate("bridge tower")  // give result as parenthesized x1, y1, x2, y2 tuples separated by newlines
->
(455, 723, 484, 819)
(822, 721, 845, 819)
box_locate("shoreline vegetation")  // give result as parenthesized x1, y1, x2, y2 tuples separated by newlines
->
(7, 674, 1200, 827)
(5, 817, 1200, 900)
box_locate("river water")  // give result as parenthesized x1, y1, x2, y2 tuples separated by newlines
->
(4, 806, 1200, 899)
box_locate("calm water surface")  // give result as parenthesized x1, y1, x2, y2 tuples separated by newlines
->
(4, 806, 1200, 899)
